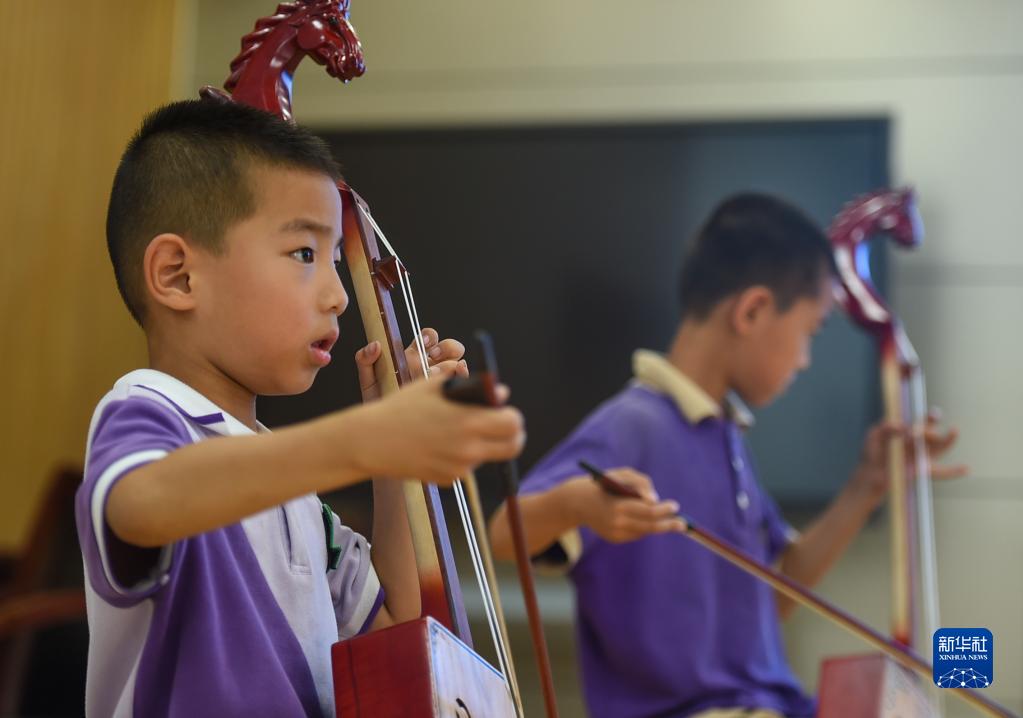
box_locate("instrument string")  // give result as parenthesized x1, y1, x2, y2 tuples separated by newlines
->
(899, 330, 940, 647)
(355, 203, 517, 705)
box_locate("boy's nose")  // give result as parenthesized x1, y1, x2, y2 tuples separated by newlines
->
(798, 346, 812, 371)
(323, 268, 349, 315)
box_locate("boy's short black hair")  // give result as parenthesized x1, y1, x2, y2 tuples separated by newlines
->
(107, 99, 343, 326)
(678, 193, 836, 320)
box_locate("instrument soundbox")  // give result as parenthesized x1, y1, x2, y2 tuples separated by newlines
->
(332, 617, 515, 717)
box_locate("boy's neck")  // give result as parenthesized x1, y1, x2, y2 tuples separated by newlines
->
(148, 336, 259, 431)
(665, 317, 732, 405)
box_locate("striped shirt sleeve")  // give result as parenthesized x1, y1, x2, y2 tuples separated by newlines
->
(75, 396, 194, 607)
(326, 510, 385, 639)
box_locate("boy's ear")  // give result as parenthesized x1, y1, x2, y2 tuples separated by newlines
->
(143, 233, 197, 313)
(730, 285, 774, 336)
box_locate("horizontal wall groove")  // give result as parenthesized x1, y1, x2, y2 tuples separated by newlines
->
(324, 54, 1023, 95)
(896, 263, 1023, 287)
(933, 477, 1023, 500)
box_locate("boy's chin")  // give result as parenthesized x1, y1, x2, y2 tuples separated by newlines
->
(735, 386, 777, 410)
(258, 371, 319, 397)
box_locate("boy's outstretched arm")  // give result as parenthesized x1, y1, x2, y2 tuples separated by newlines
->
(106, 373, 524, 551)
(488, 468, 683, 562)
(776, 418, 966, 619)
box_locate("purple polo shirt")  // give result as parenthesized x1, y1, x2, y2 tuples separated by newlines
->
(521, 381, 815, 718)
(75, 369, 384, 717)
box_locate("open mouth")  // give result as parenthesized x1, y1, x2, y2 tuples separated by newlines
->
(310, 331, 339, 367)
(313, 328, 339, 353)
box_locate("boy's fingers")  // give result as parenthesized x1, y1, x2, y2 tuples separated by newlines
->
(477, 433, 526, 462)
(356, 342, 381, 390)
(412, 331, 464, 363)
(430, 337, 465, 362)
(606, 468, 659, 502)
(419, 328, 438, 350)
(429, 362, 460, 381)
(428, 360, 463, 377)
(877, 422, 907, 440)
(614, 516, 672, 540)
(619, 499, 679, 521)
(654, 517, 684, 533)
(646, 515, 688, 536)
(454, 432, 525, 470)
(463, 406, 525, 440)
(355, 340, 381, 365)
(655, 500, 680, 516)
(458, 381, 511, 405)
(494, 383, 510, 404)
(931, 463, 969, 480)
(924, 426, 958, 454)
(606, 517, 648, 540)
(406, 329, 440, 367)
(622, 525, 654, 541)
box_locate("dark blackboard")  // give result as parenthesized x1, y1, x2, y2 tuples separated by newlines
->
(259, 119, 889, 510)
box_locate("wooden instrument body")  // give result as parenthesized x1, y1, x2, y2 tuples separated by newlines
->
(818, 653, 933, 718)
(331, 617, 516, 718)
(819, 189, 937, 717)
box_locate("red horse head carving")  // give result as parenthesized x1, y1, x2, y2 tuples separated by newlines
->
(828, 188, 922, 339)
(201, 0, 364, 121)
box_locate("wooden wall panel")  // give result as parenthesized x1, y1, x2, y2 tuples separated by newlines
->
(0, 2, 180, 549)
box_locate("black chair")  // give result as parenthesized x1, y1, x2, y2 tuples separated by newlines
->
(0, 466, 88, 716)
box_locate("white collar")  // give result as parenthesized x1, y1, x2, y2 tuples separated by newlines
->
(116, 369, 265, 436)
(632, 349, 754, 428)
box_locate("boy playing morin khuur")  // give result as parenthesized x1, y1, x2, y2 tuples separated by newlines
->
(76, 99, 525, 717)
(489, 194, 964, 718)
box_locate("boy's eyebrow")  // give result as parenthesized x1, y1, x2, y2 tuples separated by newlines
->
(279, 217, 342, 244)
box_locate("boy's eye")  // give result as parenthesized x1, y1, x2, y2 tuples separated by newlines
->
(291, 247, 315, 264)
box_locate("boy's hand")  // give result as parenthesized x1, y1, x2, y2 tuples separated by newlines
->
(356, 328, 468, 402)
(850, 411, 969, 507)
(569, 468, 686, 543)
(354, 366, 524, 486)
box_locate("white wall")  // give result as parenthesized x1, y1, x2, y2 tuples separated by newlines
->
(191, 2, 1023, 714)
